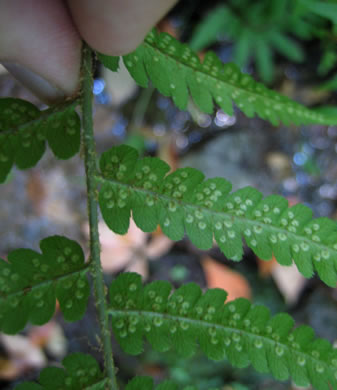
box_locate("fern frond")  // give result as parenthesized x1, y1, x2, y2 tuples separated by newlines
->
(99, 29, 337, 126)
(15, 353, 107, 390)
(189, 3, 305, 83)
(108, 273, 337, 390)
(0, 98, 80, 183)
(298, 0, 337, 24)
(320, 74, 337, 91)
(0, 236, 89, 334)
(126, 376, 201, 390)
(97, 145, 337, 287)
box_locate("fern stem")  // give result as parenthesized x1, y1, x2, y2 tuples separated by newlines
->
(81, 43, 119, 390)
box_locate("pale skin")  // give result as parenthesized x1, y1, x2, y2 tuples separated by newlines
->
(0, 0, 177, 102)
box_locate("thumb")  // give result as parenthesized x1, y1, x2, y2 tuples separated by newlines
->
(0, 0, 81, 103)
(67, 0, 178, 56)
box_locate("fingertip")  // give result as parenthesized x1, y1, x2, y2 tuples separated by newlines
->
(67, 0, 178, 56)
(2, 62, 67, 103)
(0, 0, 81, 102)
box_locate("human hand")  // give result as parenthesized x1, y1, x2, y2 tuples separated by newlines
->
(0, 0, 177, 102)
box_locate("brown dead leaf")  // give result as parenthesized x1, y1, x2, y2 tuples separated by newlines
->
(29, 323, 55, 348)
(158, 136, 179, 172)
(0, 334, 46, 380)
(98, 219, 147, 275)
(258, 256, 278, 278)
(26, 171, 46, 215)
(40, 169, 77, 225)
(266, 152, 292, 180)
(272, 263, 306, 305)
(145, 233, 172, 259)
(280, 78, 330, 105)
(202, 256, 251, 301)
(28, 321, 67, 359)
(83, 219, 172, 278)
(0, 357, 21, 380)
(157, 19, 179, 38)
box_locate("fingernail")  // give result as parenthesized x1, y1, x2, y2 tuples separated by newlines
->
(2, 62, 66, 103)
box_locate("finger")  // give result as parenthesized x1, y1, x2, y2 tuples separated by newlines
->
(0, 0, 81, 102)
(67, 0, 178, 56)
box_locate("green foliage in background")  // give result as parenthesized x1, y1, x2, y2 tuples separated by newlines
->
(189, 0, 336, 84)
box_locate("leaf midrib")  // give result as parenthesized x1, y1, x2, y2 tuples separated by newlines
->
(109, 307, 332, 373)
(96, 175, 337, 259)
(0, 99, 79, 136)
(142, 41, 324, 122)
(0, 263, 89, 300)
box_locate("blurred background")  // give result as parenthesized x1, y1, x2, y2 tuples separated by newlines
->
(0, 0, 337, 389)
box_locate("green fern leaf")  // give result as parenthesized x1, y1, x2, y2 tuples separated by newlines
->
(269, 31, 305, 63)
(256, 37, 274, 84)
(98, 145, 337, 287)
(126, 377, 154, 390)
(99, 29, 337, 126)
(318, 50, 337, 76)
(0, 98, 80, 183)
(0, 236, 89, 334)
(15, 353, 107, 389)
(298, 0, 337, 24)
(320, 74, 337, 91)
(97, 53, 120, 71)
(109, 273, 337, 390)
(189, 5, 231, 51)
(126, 376, 200, 390)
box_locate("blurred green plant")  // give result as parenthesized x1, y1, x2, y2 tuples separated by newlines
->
(189, 0, 335, 83)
